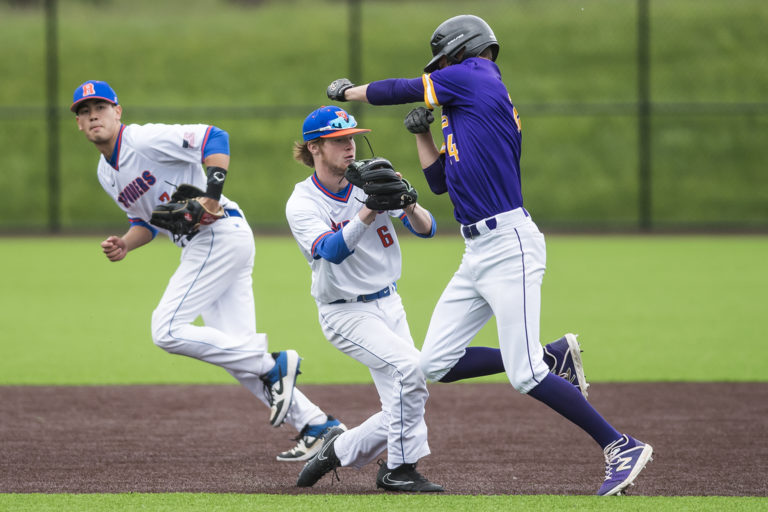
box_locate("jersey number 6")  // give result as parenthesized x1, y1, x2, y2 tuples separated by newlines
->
(377, 226, 394, 248)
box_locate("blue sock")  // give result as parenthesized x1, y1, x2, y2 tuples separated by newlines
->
(439, 347, 505, 382)
(527, 373, 622, 448)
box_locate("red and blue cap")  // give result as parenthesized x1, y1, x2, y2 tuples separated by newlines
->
(302, 105, 370, 141)
(71, 80, 119, 113)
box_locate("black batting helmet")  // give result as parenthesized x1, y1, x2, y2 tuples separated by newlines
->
(424, 15, 499, 73)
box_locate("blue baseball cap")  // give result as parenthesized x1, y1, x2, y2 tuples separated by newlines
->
(302, 105, 370, 141)
(71, 80, 119, 113)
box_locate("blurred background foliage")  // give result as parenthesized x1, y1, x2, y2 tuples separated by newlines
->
(0, 0, 766, 233)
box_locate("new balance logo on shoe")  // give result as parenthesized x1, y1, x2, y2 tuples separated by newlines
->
(616, 456, 634, 472)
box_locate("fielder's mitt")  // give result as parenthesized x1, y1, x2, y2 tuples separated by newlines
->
(151, 184, 224, 236)
(345, 158, 418, 210)
(327, 78, 354, 102)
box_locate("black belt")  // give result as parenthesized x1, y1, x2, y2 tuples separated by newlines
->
(461, 217, 498, 239)
(461, 209, 529, 239)
(330, 283, 395, 304)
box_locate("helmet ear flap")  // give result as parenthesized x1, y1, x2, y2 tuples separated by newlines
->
(446, 47, 465, 66)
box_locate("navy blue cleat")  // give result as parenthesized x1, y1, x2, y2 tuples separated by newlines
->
(543, 333, 589, 398)
(598, 434, 654, 496)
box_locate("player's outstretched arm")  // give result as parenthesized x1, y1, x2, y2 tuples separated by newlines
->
(100, 225, 154, 262)
(344, 84, 369, 103)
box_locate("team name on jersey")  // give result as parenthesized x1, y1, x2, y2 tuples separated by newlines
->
(117, 170, 157, 208)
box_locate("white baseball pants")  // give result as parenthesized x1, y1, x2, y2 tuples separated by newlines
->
(150, 214, 323, 430)
(317, 293, 430, 468)
(420, 208, 551, 393)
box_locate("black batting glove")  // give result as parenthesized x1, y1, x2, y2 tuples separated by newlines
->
(327, 78, 354, 102)
(404, 107, 434, 134)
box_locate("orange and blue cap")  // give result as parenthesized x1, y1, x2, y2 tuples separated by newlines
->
(71, 80, 118, 113)
(302, 105, 370, 141)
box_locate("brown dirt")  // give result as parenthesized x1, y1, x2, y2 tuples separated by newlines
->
(1, 382, 766, 496)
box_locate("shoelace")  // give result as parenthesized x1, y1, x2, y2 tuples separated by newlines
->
(558, 368, 575, 384)
(261, 382, 274, 406)
(602, 437, 627, 481)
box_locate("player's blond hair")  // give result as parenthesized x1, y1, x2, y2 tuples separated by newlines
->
(293, 138, 324, 168)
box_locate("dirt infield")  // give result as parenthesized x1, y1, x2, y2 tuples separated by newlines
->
(1, 382, 766, 496)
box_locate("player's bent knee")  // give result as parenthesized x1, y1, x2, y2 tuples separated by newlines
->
(150, 310, 176, 349)
(399, 358, 424, 383)
(419, 354, 450, 383)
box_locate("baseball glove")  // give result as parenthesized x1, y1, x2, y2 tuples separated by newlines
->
(327, 78, 354, 102)
(151, 184, 224, 236)
(404, 107, 434, 134)
(345, 158, 418, 210)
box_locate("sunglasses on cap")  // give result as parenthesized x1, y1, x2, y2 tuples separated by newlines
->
(302, 114, 359, 137)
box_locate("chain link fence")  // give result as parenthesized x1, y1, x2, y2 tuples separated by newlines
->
(1, 0, 766, 233)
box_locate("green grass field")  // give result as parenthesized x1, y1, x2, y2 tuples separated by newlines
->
(2, 234, 765, 385)
(1, 493, 766, 512)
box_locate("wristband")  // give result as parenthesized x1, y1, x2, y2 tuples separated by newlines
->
(203, 166, 227, 201)
(341, 214, 371, 251)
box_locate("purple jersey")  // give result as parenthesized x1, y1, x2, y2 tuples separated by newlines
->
(367, 57, 523, 225)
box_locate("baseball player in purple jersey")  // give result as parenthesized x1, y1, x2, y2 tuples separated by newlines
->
(288, 106, 442, 492)
(326, 15, 653, 496)
(72, 80, 343, 462)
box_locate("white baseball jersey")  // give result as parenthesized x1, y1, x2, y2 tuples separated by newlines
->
(96, 123, 237, 246)
(286, 173, 432, 467)
(94, 122, 326, 433)
(286, 174, 404, 304)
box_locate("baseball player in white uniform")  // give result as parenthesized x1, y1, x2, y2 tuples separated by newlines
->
(287, 106, 443, 492)
(72, 80, 343, 461)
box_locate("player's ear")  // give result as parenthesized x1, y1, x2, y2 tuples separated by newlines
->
(114, 104, 123, 121)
